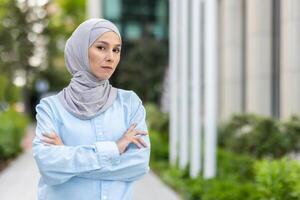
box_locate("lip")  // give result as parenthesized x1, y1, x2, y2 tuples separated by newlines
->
(100, 66, 114, 72)
(101, 66, 113, 69)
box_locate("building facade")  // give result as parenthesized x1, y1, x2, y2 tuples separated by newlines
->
(169, 0, 300, 178)
(87, 0, 300, 178)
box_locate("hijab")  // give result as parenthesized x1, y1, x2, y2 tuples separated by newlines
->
(57, 18, 121, 120)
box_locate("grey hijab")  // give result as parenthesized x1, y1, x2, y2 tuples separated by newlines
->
(58, 18, 121, 120)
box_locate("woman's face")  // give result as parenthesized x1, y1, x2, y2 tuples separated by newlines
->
(88, 31, 121, 80)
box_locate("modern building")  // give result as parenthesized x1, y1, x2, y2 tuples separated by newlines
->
(87, 0, 168, 41)
(88, 0, 300, 179)
(169, 0, 300, 178)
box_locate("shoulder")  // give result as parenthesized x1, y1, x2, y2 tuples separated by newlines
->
(117, 89, 143, 105)
(37, 94, 58, 108)
(35, 94, 60, 117)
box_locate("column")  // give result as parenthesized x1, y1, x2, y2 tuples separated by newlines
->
(281, 0, 300, 118)
(178, 0, 189, 170)
(169, 0, 179, 166)
(204, 0, 218, 179)
(190, 0, 203, 178)
(219, 0, 244, 120)
(245, 0, 273, 116)
(87, 0, 102, 18)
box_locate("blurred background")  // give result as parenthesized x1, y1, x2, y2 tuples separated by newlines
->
(0, 0, 300, 200)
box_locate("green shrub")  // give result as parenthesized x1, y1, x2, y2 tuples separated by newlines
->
(0, 108, 28, 159)
(160, 165, 190, 193)
(151, 148, 258, 200)
(281, 116, 300, 152)
(145, 103, 169, 162)
(199, 179, 258, 200)
(145, 103, 169, 134)
(111, 38, 168, 104)
(149, 130, 169, 162)
(192, 150, 257, 200)
(255, 158, 300, 200)
(0, 75, 21, 104)
(5, 84, 22, 103)
(219, 114, 300, 158)
(217, 149, 255, 181)
(218, 114, 257, 147)
(149, 113, 300, 200)
(0, 75, 8, 102)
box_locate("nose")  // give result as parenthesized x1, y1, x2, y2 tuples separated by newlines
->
(105, 50, 114, 62)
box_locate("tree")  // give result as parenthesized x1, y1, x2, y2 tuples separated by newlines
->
(111, 37, 168, 104)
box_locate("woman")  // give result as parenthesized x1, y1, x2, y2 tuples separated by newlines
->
(33, 18, 150, 200)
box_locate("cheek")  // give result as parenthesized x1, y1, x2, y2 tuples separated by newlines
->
(89, 51, 103, 67)
(114, 56, 121, 66)
(89, 51, 98, 63)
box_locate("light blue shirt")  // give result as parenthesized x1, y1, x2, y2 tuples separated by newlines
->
(33, 89, 151, 200)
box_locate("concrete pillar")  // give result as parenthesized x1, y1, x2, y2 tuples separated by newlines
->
(87, 0, 102, 18)
(169, 0, 179, 166)
(178, 0, 189, 170)
(281, 0, 300, 118)
(219, 0, 244, 120)
(245, 0, 273, 116)
(190, 0, 203, 178)
(204, 0, 218, 179)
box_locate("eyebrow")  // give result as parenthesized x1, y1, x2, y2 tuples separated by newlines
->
(95, 41, 121, 47)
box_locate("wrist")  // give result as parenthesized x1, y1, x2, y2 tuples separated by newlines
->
(116, 139, 130, 154)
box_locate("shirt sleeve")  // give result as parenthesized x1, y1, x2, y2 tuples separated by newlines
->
(32, 98, 121, 186)
(77, 91, 151, 182)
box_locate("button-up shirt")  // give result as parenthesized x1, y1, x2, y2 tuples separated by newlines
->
(33, 89, 150, 200)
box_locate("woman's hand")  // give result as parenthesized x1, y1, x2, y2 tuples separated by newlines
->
(116, 123, 148, 154)
(41, 132, 64, 146)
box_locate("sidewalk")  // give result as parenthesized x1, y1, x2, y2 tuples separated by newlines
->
(0, 125, 181, 200)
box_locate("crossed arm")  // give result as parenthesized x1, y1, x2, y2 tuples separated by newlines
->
(33, 96, 150, 186)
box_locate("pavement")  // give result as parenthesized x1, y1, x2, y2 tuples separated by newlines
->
(0, 124, 181, 200)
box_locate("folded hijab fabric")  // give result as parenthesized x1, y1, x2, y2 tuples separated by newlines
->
(57, 18, 121, 120)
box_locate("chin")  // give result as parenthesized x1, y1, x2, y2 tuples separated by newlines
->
(96, 75, 111, 80)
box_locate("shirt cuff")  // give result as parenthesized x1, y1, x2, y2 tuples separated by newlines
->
(95, 141, 121, 167)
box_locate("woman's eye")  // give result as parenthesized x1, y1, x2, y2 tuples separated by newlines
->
(113, 48, 120, 53)
(97, 46, 105, 50)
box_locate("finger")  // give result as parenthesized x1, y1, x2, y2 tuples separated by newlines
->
(127, 123, 137, 131)
(42, 134, 56, 140)
(42, 132, 55, 139)
(53, 133, 61, 140)
(132, 138, 142, 148)
(41, 137, 56, 145)
(136, 137, 147, 147)
(132, 130, 148, 136)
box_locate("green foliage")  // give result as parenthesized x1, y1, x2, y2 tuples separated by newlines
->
(0, 75, 8, 102)
(149, 130, 169, 162)
(218, 114, 300, 158)
(255, 158, 300, 200)
(145, 103, 169, 163)
(5, 84, 22, 103)
(0, 74, 21, 104)
(148, 111, 300, 200)
(199, 179, 258, 200)
(145, 103, 169, 134)
(149, 114, 300, 200)
(0, 109, 28, 160)
(0, 0, 49, 112)
(111, 38, 168, 104)
(217, 149, 255, 181)
(281, 116, 300, 152)
(153, 149, 258, 200)
(43, 0, 85, 92)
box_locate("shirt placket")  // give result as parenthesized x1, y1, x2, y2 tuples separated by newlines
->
(94, 115, 109, 200)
